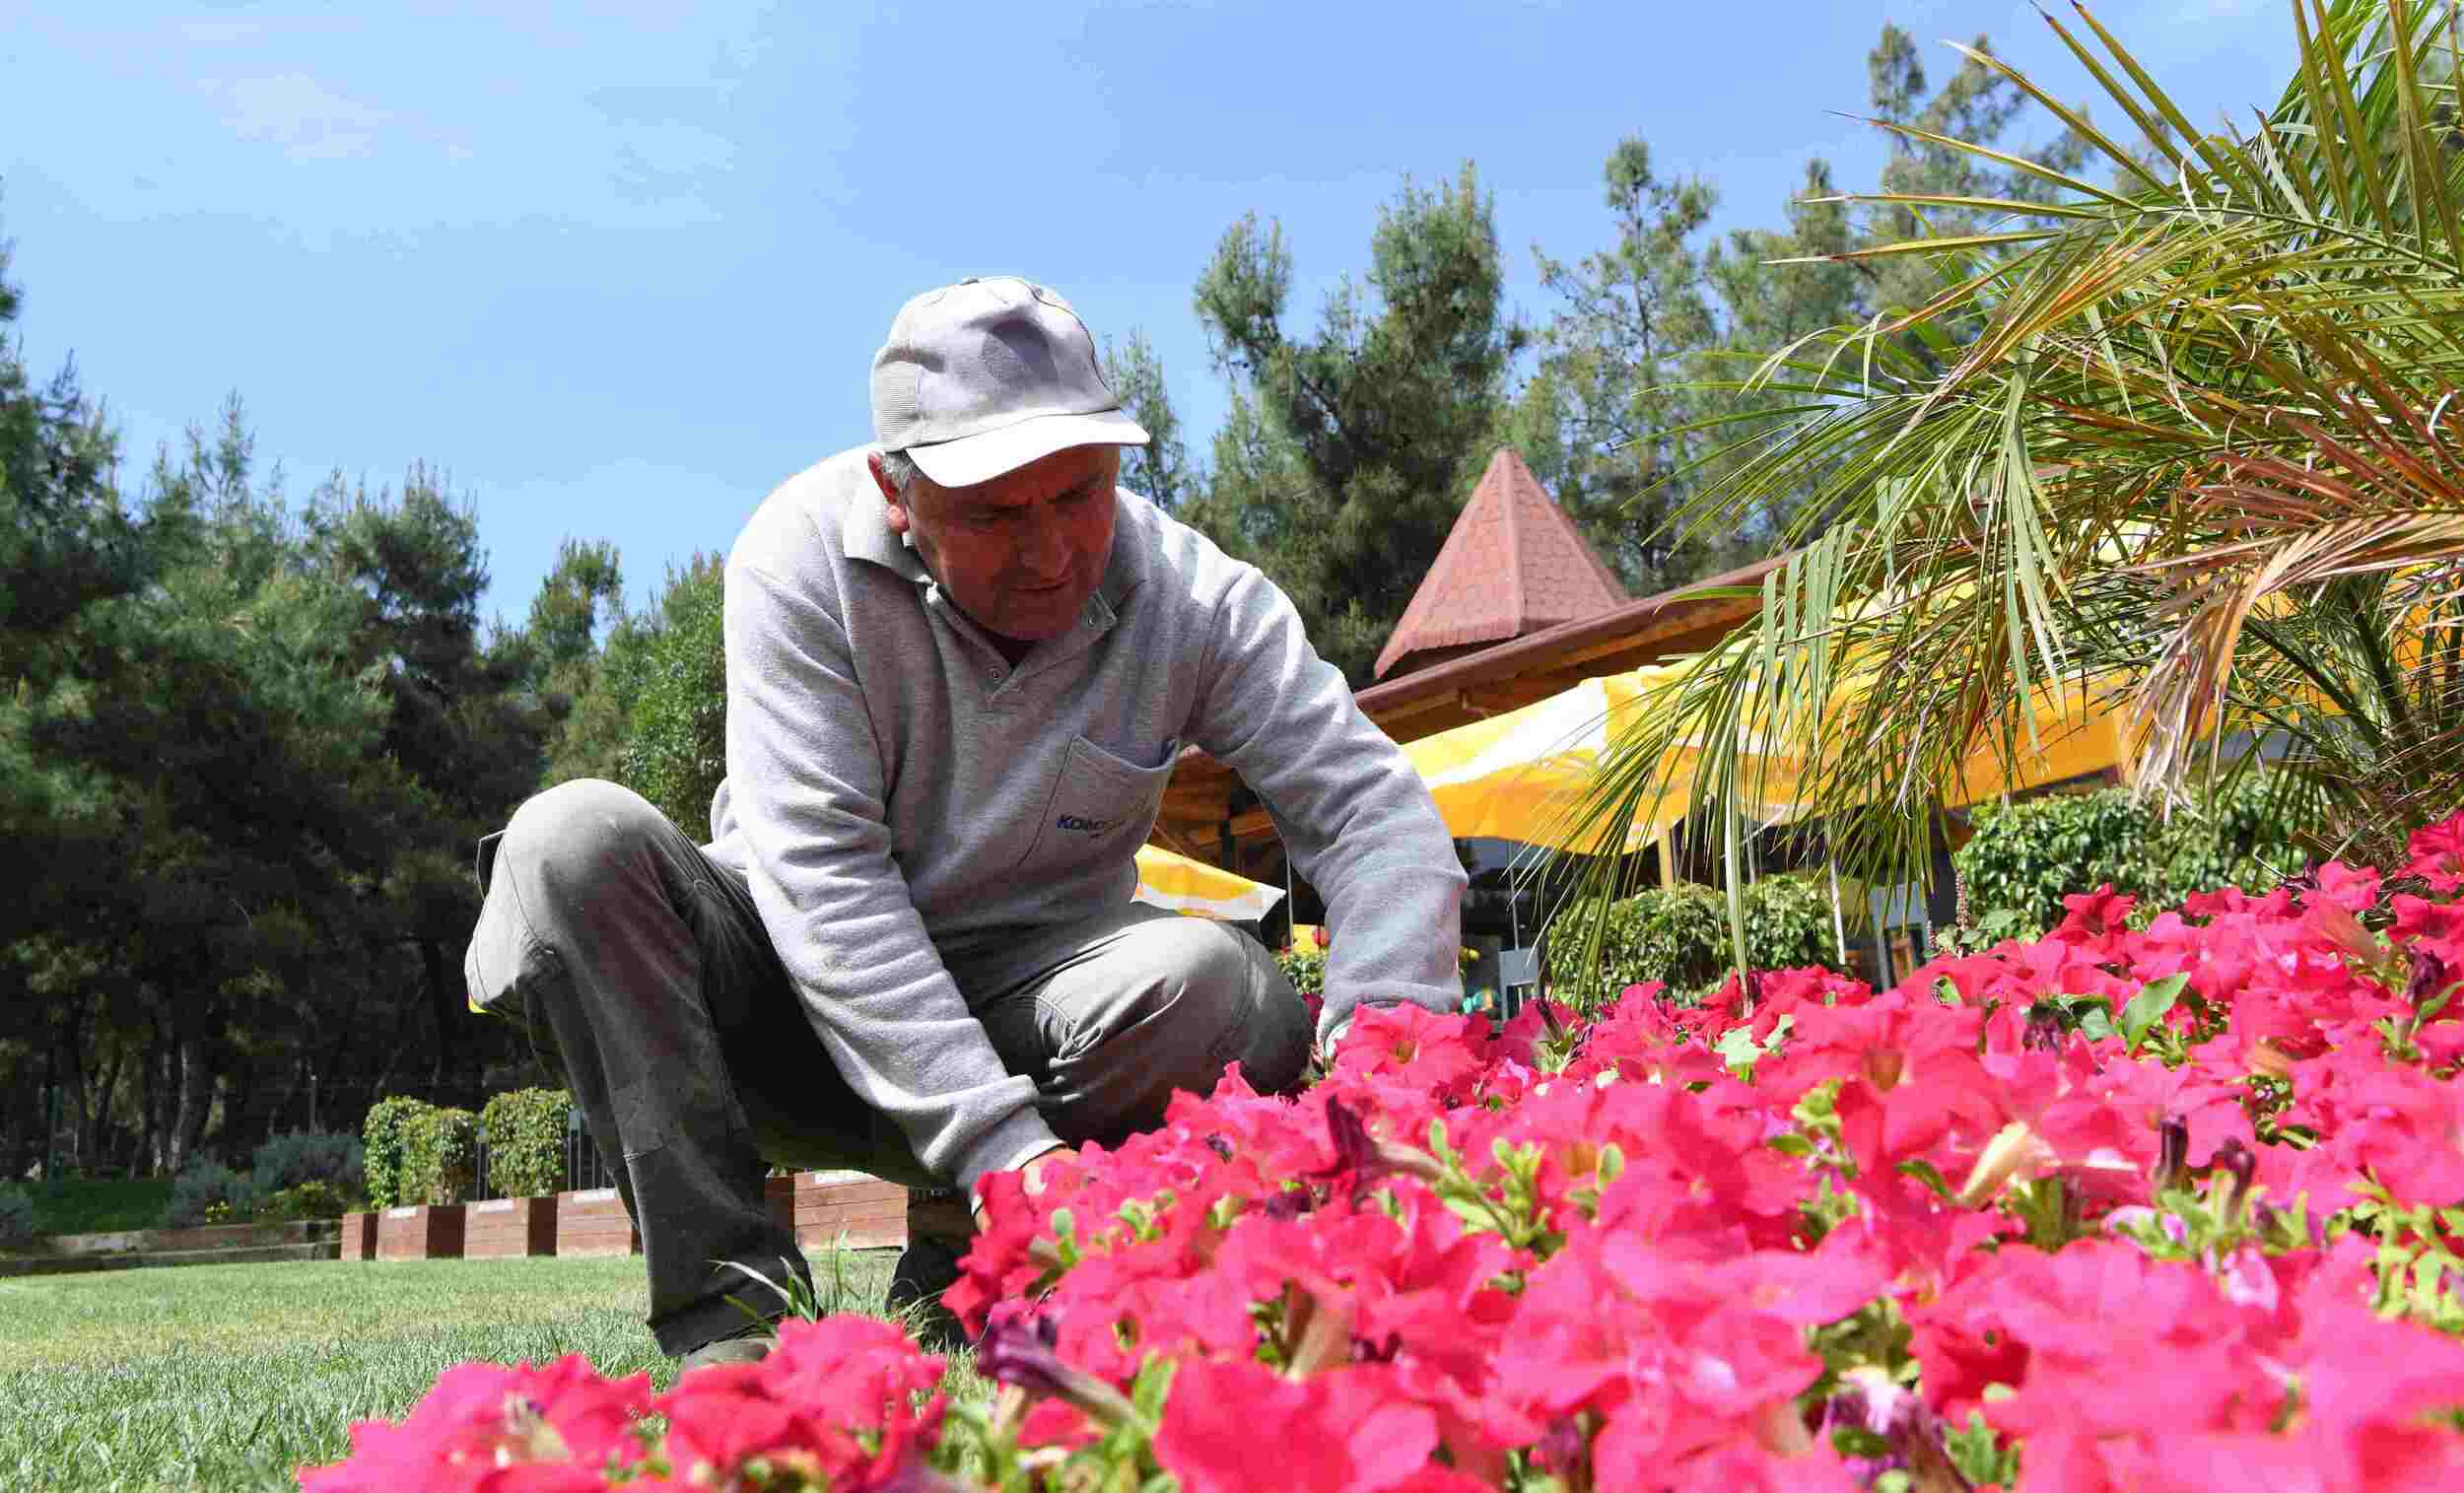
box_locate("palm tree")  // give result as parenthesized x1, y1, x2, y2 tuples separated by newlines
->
(1555, 0, 2464, 988)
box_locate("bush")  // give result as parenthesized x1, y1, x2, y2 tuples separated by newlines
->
(1273, 944, 1327, 999)
(0, 1182, 34, 1246)
(400, 1105, 479, 1206)
(251, 1130, 365, 1199)
(1544, 870, 1846, 1007)
(1954, 773, 2307, 941)
(479, 1088, 573, 1198)
(257, 1180, 347, 1222)
(168, 1159, 260, 1228)
(363, 1095, 427, 1209)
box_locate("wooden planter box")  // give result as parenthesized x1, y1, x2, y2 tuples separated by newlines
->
(769, 1170, 907, 1251)
(339, 1211, 378, 1261)
(555, 1188, 641, 1257)
(376, 1203, 465, 1260)
(464, 1196, 558, 1257)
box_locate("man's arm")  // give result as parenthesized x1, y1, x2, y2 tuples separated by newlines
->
(1188, 565, 1466, 1041)
(723, 559, 1062, 1192)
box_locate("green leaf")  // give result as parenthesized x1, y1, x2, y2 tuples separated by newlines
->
(1895, 1158, 1956, 1201)
(2122, 973, 2191, 1052)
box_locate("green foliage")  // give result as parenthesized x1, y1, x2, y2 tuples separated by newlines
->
(479, 1088, 573, 1198)
(1274, 944, 1328, 999)
(1511, 34, 2087, 598)
(1100, 329, 1198, 512)
(620, 552, 727, 836)
(1185, 164, 1528, 684)
(399, 1104, 479, 1207)
(0, 1181, 34, 1245)
(1561, 0, 2464, 939)
(167, 1159, 260, 1228)
(1545, 870, 1844, 1005)
(250, 1130, 365, 1198)
(1953, 777, 2308, 942)
(363, 1096, 427, 1210)
(256, 1180, 347, 1222)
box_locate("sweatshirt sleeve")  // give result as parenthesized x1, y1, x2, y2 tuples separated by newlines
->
(722, 560, 1061, 1192)
(1188, 564, 1467, 1042)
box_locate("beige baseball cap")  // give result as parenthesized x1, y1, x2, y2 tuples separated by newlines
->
(870, 276, 1150, 489)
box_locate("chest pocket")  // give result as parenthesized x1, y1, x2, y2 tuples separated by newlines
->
(1020, 735, 1177, 872)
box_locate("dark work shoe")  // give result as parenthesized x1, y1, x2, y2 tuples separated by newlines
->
(677, 1323, 775, 1373)
(886, 1188, 973, 1353)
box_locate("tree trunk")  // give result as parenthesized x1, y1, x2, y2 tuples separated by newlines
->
(82, 1041, 122, 1173)
(136, 1027, 169, 1176)
(419, 937, 458, 1100)
(166, 1030, 216, 1175)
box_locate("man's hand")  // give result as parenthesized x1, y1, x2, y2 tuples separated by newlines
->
(971, 1141, 1076, 1231)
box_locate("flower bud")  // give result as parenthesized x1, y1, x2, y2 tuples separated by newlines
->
(978, 1314, 1139, 1429)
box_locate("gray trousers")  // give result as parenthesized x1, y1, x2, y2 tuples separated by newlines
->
(462, 778, 1310, 1355)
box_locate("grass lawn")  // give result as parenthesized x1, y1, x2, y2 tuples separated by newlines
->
(0, 1248, 916, 1492)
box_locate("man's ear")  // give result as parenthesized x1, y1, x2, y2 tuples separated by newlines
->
(867, 451, 912, 536)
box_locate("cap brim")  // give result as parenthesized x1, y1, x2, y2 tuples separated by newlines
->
(906, 408, 1150, 490)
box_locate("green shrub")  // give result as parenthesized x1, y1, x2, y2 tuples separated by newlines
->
(251, 1130, 364, 1198)
(0, 1182, 34, 1246)
(1953, 773, 2306, 942)
(363, 1096, 427, 1209)
(400, 1105, 479, 1206)
(479, 1088, 573, 1198)
(1544, 870, 1847, 1008)
(168, 1160, 259, 1227)
(1274, 944, 1328, 999)
(257, 1180, 347, 1222)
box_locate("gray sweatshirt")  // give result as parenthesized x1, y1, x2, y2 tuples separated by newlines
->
(705, 448, 1466, 1191)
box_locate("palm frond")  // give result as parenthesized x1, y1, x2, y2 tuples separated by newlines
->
(1553, 0, 2464, 1004)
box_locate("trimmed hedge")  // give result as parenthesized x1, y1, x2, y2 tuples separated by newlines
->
(1544, 870, 1845, 1006)
(364, 1097, 479, 1206)
(363, 1095, 426, 1209)
(479, 1088, 573, 1198)
(402, 1105, 479, 1206)
(1952, 773, 2306, 942)
(1273, 945, 1328, 1000)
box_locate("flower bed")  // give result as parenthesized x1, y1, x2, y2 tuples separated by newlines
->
(303, 814, 2464, 1490)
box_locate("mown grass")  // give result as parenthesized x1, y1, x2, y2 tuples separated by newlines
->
(0, 1249, 920, 1492)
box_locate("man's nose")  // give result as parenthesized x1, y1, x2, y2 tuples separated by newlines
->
(1021, 521, 1070, 578)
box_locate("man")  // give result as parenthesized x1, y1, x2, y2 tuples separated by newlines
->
(464, 276, 1466, 1369)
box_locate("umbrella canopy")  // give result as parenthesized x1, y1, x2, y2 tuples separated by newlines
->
(1401, 669, 1699, 853)
(1398, 663, 2152, 852)
(1133, 845, 1286, 920)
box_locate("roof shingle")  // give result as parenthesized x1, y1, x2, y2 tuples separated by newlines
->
(1372, 446, 1629, 680)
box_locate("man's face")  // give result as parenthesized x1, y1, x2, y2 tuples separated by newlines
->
(878, 443, 1120, 645)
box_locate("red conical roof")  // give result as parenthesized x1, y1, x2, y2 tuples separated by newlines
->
(1373, 447, 1629, 680)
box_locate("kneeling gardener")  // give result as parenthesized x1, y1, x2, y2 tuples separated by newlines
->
(464, 276, 1467, 1368)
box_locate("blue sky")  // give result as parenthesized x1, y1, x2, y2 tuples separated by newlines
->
(3, 0, 2289, 628)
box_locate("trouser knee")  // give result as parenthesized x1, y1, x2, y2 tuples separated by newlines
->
(464, 778, 686, 1036)
(1040, 918, 1311, 1143)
